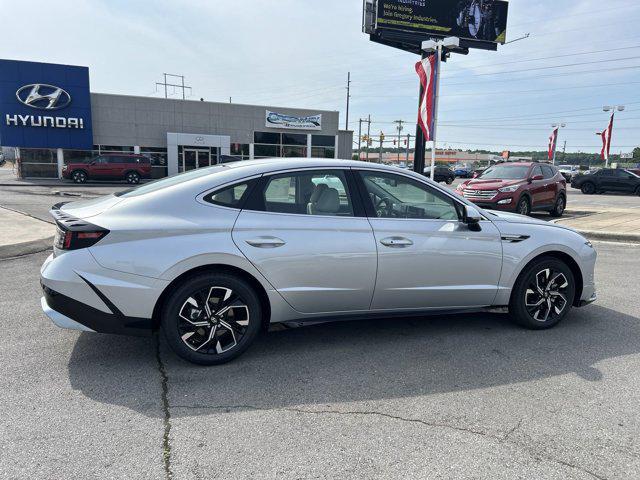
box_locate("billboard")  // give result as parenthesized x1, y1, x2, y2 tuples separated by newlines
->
(0, 59, 93, 149)
(265, 111, 322, 131)
(375, 0, 508, 44)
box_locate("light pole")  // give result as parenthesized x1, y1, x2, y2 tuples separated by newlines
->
(603, 105, 624, 167)
(551, 122, 566, 165)
(419, 37, 459, 181)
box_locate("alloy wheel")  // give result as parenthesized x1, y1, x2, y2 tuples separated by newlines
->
(524, 268, 570, 322)
(127, 173, 139, 184)
(178, 286, 250, 354)
(73, 172, 86, 183)
(518, 198, 530, 216)
(555, 196, 565, 215)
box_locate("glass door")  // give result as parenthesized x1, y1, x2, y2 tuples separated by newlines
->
(183, 148, 210, 171)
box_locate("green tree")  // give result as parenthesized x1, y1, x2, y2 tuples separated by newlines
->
(633, 147, 640, 160)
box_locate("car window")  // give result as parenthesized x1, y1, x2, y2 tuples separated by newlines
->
(613, 169, 631, 178)
(204, 181, 253, 208)
(358, 171, 459, 220)
(531, 166, 543, 178)
(541, 166, 555, 179)
(599, 170, 613, 176)
(260, 170, 353, 217)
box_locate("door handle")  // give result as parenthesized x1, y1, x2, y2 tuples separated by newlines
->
(245, 236, 286, 248)
(380, 236, 413, 248)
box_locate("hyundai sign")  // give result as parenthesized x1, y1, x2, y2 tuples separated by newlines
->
(0, 59, 93, 149)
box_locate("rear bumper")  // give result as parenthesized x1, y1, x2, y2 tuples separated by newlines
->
(41, 284, 152, 336)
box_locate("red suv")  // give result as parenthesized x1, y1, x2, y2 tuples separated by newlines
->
(63, 153, 152, 184)
(456, 162, 567, 217)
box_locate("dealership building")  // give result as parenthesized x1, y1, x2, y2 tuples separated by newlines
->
(0, 59, 353, 178)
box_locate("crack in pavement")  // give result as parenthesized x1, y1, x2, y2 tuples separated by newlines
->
(155, 336, 174, 480)
(171, 404, 607, 480)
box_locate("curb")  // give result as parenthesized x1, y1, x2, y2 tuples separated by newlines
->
(0, 237, 53, 260)
(567, 230, 640, 243)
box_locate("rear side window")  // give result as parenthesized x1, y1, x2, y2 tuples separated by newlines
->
(541, 166, 555, 179)
(204, 180, 255, 209)
(252, 170, 354, 217)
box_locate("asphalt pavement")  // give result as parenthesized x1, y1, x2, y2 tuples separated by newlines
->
(1, 242, 639, 479)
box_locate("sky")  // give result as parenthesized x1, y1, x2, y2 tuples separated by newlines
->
(1, 0, 639, 154)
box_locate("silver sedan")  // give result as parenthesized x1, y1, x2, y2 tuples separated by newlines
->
(40, 158, 597, 365)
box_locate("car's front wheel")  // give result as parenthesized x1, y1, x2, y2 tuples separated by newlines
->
(72, 171, 87, 183)
(516, 196, 530, 216)
(509, 257, 575, 329)
(161, 273, 263, 365)
(446, 176, 454, 185)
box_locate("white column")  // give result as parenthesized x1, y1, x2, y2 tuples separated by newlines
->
(306, 134, 312, 158)
(56, 148, 64, 179)
(134, 145, 141, 154)
(249, 143, 255, 160)
(334, 134, 339, 159)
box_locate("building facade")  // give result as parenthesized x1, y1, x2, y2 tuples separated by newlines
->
(0, 59, 353, 178)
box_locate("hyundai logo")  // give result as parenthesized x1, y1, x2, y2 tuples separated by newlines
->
(16, 84, 71, 110)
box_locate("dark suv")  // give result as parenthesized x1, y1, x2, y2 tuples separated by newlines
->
(456, 162, 567, 217)
(423, 166, 456, 184)
(571, 168, 640, 195)
(63, 154, 152, 184)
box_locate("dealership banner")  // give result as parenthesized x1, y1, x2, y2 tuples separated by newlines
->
(376, 0, 509, 44)
(265, 111, 322, 130)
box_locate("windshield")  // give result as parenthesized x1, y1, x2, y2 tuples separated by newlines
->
(116, 165, 226, 198)
(479, 165, 530, 180)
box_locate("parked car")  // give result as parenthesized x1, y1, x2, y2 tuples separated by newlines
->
(423, 165, 456, 184)
(62, 153, 152, 184)
(557, 164, 580, 182)
(571, 168, 640, 195)
(41, 158, 597, 365)
(456, 162, 567, 217)
(454, 166, 473, 178)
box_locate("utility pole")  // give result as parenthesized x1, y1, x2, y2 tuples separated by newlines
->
(357, 119, 363, 161)
(379, 132, 385, 163)
(405, 133, 411, 166)
(562, 140, 567, 164)
(345, 72, 351, 130)
(602, 105, 625, 167)
(393, 120, 404, 164)
(156, 73, 192, 99)
(366, 115, 371, 162)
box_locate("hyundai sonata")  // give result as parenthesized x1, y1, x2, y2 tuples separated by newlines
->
(40, 159, 597, 365)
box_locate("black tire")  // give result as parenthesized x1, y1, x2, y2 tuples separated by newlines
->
(516, 196, 530, 216)
(509, 256, 575, 330)
(581, 182, 596, 195)
(72, 170, 87, 183)
(161, 273, 263, 365)
(635, 186, 640, 197)
(446, 176, 454, 185)
(549, 194, 566, 218)
(125, 171, 141, 184)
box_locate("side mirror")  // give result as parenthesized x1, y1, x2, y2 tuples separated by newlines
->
(529, 174, 544, 182)
(463, 205, 482, 232)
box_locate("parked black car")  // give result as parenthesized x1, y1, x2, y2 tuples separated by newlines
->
(423, 166, 456, 184)
(571, 168, 640, 195)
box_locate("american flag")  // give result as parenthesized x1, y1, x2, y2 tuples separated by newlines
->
(548, 127, 559, 161)
(598, 113, 615, 161)
(415, 55, 438, 141)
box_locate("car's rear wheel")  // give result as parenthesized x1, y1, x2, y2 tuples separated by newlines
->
(72, 171, 87, 183)
(126, 171, 141, 184)
(635, 186, 640, 196)
(581, 182, 596, 195)
(516, 196, 530, 216)
(509, 257, 575, 329)
(446, 177, 454, 185)
(549, 194, 566, 218)
(161, 273, 263, 365)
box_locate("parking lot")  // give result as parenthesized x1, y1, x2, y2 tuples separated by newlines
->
(1, 178, 640, 479)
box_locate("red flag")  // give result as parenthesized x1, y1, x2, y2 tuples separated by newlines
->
(548, 127, 558, 161)
(415, 55, 438, 141)
(599, 112, 614, 161)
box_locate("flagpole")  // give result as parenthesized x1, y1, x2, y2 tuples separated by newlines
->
(429, 42, 442, 181)
(413, 51, 427, 175)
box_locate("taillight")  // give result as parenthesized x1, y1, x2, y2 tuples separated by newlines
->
(55, 227, 109, 250)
